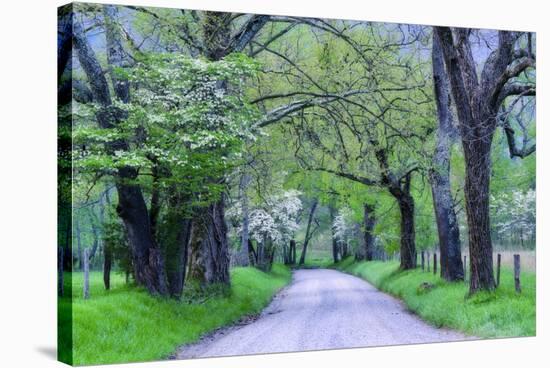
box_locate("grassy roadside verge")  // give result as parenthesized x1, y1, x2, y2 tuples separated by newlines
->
(59, 264, 291, 366)
(333, 258, 535, 338)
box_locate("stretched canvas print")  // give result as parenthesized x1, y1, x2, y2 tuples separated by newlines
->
(58, 1, 536, 365)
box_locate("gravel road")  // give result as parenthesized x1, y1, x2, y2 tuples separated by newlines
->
(176, 269, 470, 359)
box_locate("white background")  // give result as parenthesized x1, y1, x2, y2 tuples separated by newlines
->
(0, 0, 547, 367)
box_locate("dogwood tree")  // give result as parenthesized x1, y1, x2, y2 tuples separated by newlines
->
(246, 190, 302, 245)
(491, 189, 535, 247)
(73, 53, 260, 199)
(333, 206, 355, 256)
(228, 189, 301, 270)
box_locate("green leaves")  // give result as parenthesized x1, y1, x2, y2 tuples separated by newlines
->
(73, 52, 261, 204)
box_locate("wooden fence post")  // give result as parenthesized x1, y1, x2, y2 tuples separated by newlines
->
(433, 253, 437, 275)
(83, 248, 90, 299)
(514, 254, 521, 293)
(420, 251, 425, 271)
(58, 247, 64, 297)
(463, 255, 467, 283)
(496, 253, 502, 287)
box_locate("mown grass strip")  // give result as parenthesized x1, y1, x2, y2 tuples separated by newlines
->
(59, 264, 291, 366)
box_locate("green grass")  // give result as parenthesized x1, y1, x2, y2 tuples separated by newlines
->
(297, 257, 334, 269)
(333, 258, 535, 338)
(59, 265, 291, 366)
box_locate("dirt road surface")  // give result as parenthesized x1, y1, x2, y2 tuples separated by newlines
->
(176, 269, 470, 359)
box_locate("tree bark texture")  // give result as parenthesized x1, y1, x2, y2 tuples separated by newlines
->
(375, 147, 417, 270)
(165, 218, 192, 298)
(430, 33, 464, 281)
(188, 194, 231, 286)
(396, 191, 417, 269)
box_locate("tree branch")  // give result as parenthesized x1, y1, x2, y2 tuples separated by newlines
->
(490, 56, 535, 107)
(256, 88, 383, 128)
(227, 15, 270, 53)
(497, 83, 535, 107)
(503, 122, 535, 159)
(310, 167, 378, 187)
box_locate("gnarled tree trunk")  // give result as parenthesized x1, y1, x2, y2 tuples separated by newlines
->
(376, 146, 417, 270)
(394, 190, 416, 270)
(430, 33, 464, 281)
(463, 136, 495, 291)
(165, 219, 192, 298)
(115, 172, 168, 295)
(189, 194, 231, 286)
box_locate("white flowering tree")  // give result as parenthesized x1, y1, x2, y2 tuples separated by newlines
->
(333, 206, 355, 258)
(230, 190, 302, 270)
(491, 189, 536, 248)
(73, 53, 260, 200)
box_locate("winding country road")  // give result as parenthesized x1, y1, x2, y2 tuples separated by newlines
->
(176, 269, 469, 359)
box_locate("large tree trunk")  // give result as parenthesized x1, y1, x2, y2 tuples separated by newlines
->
(463, 137, 496, 291)
(188, 194, 231, 286)
(430, 33, 464, 281)
(363, 203, 376, 261)
(299, 199, 318, 265)
(115, 171, 168, 295)
(395, 191, 417, 270)
(375, 146, 417, 269)
(165, 219, 192, 298)
(431, 179, 464, 281)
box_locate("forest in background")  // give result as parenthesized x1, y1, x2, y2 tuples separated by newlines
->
(58, 2, 535, 297)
